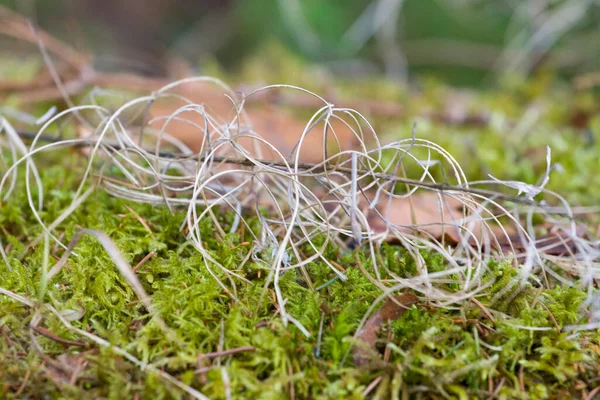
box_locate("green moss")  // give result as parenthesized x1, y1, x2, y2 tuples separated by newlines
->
(1, 150, 599, 399)
(2, 46, 600, 398)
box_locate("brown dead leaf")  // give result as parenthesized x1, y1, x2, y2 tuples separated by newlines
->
(353, 292, 418, 366)
(365, 192, 592, 256)
(495, 224, 587, 256)
(148, 82, 361, 163)
(367, 192, 494, 243)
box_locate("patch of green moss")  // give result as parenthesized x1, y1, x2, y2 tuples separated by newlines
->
(1, 148, 599, 400)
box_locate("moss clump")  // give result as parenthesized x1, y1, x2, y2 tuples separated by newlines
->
(0, 149, 599, 400)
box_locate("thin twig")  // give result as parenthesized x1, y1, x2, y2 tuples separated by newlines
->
(519, 364, 525, 392)
(0, 326, 12, 347)
(288, 365, 295, 400)
(132, 251, 156, 274)
(31, 325, 86, 347)
(123, 205, 155, 238)
(538, 301, 561, 331)
(585, 386, 600, 400)
(362, 375, 383, 397)
(69, 358, 88, 386)
(471, 297, 496, 324)
(14, 130, 547, 207)
(15, 369, 31, 396)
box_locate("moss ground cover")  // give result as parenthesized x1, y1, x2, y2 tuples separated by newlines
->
(1, 43, 600, 400)
(1, 143, 599, 399)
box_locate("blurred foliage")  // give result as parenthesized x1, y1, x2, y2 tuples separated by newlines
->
(3, 0, 600, 85)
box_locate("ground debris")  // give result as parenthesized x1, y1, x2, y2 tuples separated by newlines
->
(353, 292, 418, 367)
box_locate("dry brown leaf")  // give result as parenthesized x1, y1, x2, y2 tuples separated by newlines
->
(368, 191, 586, 256)
(367, 192, 491, 243)
(353, 292, 418, 366)
(148, 82, 361, 163)
(495, 224, 587, 256)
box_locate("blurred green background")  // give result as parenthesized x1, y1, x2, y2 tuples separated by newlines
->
(2, 0, 600, 86)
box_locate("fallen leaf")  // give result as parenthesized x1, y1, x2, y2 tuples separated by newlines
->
(367, 192, 496, 243)
(353, 292, 418, 366)
(148, 81, 361, 163)
(495, 224, 587, 256)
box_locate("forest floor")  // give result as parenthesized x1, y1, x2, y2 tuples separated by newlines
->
(1, 18, 600, 400)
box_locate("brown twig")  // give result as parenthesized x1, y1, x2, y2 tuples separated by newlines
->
(132, 251, 156, 274)
(519, 364, 525, 392)
(123, 205, 155, 238)
(0, 8, 87, 68)
(288, 365, 295, 400)
(493, 377, 506, 396)
(31, 325, 86, 347)
(68, 357, 88, 386)
(585, 386, 600, 400)
(574, 72, 600, 91)
(537, 301, 561, 331)
(13, 131, 547, 207)
(329, 259, 346, 273)
(15, 368, 31, 396)
(362, 375, 384, 397)
(470, 297, 496, 324)
(383, 329, 394, 362)
(0, 325, 12, 347)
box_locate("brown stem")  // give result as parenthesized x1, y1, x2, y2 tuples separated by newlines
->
(32, 325, 86, 347)
(14, 130, 544, 207)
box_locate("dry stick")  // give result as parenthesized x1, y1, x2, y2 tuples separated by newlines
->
(362, 375, 384, 397)
(123, 204, 155, 237)
(585, 386, 600, 400)
(538, 301, 561, 331)
(31, 325, 86, 347)
(0, 8, 87, 68)
(0, 326, 12, 347)
(25, 20, 89, 129)
(69, 358, 88, 386)
(471, 297, 496, 323)
(288, 365, 295, 400)
(519, 364, 525, 392)
(15, 130, 546, 207)
(132, 250, 156, 274)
